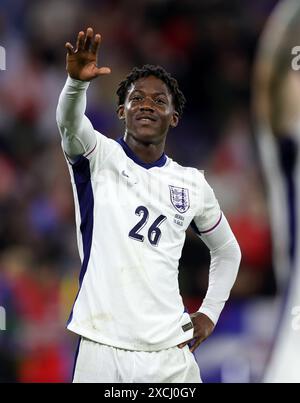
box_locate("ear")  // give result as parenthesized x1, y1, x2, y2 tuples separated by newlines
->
(170, 111, 179, 128)
(117, 105, 125, 120)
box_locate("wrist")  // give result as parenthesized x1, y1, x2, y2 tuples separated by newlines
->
(197, 299, 225, 326)
(66, 75, 90, 89)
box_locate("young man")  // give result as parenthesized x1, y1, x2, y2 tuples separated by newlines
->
(56, 28, 241, 383)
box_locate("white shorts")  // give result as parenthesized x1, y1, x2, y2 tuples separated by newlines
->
(73, 338, 202, 383)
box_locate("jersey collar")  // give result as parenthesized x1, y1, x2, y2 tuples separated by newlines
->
(116, 137, 167, 169)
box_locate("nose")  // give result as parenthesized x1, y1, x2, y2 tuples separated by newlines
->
(139, 96, 155, 112)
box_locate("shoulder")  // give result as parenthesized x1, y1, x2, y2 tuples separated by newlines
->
(71, 132, 121, 175)
(95, 131, 118, 148)
(167, 158, 205, 183)
(90, 131, 121, 161)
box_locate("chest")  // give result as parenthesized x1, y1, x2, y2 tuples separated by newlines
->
(91, 157, 201, 236)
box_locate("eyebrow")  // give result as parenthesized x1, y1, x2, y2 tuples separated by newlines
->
(130, 89, 169, 97)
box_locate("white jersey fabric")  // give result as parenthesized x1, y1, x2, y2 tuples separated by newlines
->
(56, 77, 241, 352)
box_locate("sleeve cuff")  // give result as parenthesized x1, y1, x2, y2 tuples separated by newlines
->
(66, 75, 90, 90)
(197, 299, 225, 326)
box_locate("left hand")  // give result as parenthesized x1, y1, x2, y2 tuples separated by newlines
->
(178, 312, 215, 353)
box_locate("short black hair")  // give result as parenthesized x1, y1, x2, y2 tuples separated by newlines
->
(116, 64, 186, 118)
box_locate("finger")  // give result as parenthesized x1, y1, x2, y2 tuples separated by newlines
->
(84, 27, 93, 51)
(91, 33, 101, 54)
(190, 344, 198, 353)
(190, 339, 203, 353)
(178, 337, 193, 349)
(65, 42, 74, 55)
(94, 66, 111, 76)
(76, 31, 85, 51)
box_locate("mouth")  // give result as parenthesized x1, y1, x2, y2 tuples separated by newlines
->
(136, 114, 157, 123)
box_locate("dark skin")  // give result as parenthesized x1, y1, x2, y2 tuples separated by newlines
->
(65, 27, 215, 352)
(117, 75, 179, 163)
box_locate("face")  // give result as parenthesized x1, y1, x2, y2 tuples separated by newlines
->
(117, 75, 179, 144)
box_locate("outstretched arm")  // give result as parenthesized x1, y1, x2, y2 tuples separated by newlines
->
(56, 28, 111, 161)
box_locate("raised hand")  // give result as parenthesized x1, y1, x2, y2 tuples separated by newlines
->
(65, 27, 111, 81)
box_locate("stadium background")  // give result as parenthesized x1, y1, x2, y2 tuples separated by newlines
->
(0, 0, 297, 382)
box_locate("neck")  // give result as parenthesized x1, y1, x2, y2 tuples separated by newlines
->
(123, 132, 166, 163)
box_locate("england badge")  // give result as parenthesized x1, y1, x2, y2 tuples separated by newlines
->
(169, 185, 190, 213)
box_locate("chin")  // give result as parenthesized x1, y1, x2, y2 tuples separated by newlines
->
(132, 129, 161, 143)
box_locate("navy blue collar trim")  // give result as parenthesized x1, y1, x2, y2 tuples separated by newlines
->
(116, 137, 167, 169)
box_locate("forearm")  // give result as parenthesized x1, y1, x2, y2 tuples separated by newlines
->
(197, 215, 241, 325)
(56, 76, 96, 159)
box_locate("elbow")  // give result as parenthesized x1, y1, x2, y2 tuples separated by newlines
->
(233, 239, 242, 266)
(230, 240, 242, 284)
(229, 239, 242, 274)
(216, 237, 242, 273)
(233, 242, 242, 289)
(56, 102, 62, 127)
(213, 236, 242, 264)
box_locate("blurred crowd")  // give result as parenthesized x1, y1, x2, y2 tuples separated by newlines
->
(0, 0, 278, 382)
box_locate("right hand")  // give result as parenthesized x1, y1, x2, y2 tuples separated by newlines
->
(65, 27, 111, 81)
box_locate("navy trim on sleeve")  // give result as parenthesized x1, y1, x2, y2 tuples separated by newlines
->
(191, 212, 223, 235)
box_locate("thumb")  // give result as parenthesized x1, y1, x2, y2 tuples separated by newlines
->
(94, 67, 111, 76)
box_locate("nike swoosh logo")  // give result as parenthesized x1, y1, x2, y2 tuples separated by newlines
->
(121, 170, 130, 178)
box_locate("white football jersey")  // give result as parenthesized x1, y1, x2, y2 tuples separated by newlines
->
(65, 133, 221, 351)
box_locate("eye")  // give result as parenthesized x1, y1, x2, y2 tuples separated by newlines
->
(156, 98, 166, 105)
(131, 95, 142, 101)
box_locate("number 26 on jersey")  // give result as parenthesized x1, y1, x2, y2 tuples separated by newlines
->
(129, 206, 166, 247)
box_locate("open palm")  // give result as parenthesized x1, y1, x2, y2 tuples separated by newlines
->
(66, 27, 111, 81)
